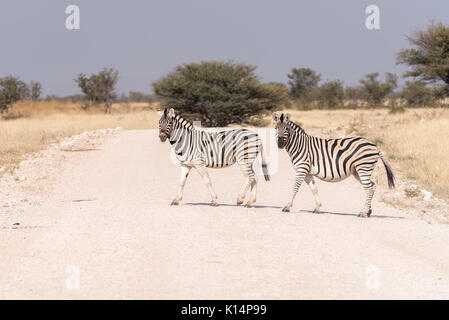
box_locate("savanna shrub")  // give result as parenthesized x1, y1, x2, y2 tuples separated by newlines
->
(153, 61, 289, 126)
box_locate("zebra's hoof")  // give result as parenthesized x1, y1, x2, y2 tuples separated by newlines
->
(358, 209, 372, 218)
(211, 200, 219, 207)
(244, 203, 253, 208)
(357, 212, 369, 218)
(313, 208, 320, 214)
(171, 200, 179, 206)
(282, 206, 290, 212)
(236, 200, 244, 206)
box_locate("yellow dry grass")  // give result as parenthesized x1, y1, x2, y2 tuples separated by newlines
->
(0, 101, 160, 170)
(266, 108, 449, 199)
(1, 101, 448, 199)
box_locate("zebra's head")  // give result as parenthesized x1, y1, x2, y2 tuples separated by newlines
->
(157, 108, 175, 142)
(273, 112, 290, 149)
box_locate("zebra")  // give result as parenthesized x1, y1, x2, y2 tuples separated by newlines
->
(272, 112, 395, 217)
(158, 108, 270, 207)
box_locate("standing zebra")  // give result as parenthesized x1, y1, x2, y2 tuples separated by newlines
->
(158, 108, 270, 207)
(273, 113, 395, 217)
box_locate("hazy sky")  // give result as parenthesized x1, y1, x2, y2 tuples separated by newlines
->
(1, 0, 448, 96)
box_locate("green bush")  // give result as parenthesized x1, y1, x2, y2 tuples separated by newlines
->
(0, 75, 28, 118)
(287, 68, 321, 101)
(153, 61, 289, 126)
(401, 80, 436, 107)
(359, 72, 398, 106)
(75, 68, 119, 114)
(317, 80, 344, 108)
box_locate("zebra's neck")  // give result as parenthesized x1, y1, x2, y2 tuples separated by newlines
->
(169, 114, 194, 145)
(285, 121, 308, 156)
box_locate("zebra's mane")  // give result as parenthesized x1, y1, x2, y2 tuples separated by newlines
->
(173, 114, 194, 129)
(287, 120, 305, 134)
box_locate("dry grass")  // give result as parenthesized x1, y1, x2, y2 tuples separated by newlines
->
(265, 108, 449, 199)
(2, 101, 448, 199)
(0, 101, 160, 170)
(4, 100, 155, 119)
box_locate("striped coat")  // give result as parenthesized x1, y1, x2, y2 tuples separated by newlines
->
(159, 108, 269, 207)
(273, 112, 394, 217)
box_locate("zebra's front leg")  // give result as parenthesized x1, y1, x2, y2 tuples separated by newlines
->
(304, 175, 322, 213)
(282, 166, 309, 212)
(171, 165, 191, 205)
(196, 165, 219, 206)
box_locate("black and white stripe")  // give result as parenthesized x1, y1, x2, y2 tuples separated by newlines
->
(159, 108, 270, 207)
(273, 112, 394, 217)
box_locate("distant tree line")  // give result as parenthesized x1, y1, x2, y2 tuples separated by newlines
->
(284, 21, 449, 110)
(1, 21, 448, 122)
(285, 69, 400, 109)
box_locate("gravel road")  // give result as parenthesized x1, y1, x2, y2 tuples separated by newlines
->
(1, 129, 448, 299)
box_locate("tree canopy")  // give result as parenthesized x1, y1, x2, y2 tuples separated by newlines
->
(397, 21, 449, 95)
(153, 61, 289, 126)
(0, 75, 28, 116)
(317, 80, 345, 108)
(75, 68, 119, 113)
(359, 72, 398, 106)
(287, 68, 321, 100)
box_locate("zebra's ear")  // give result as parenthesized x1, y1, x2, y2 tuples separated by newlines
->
(285, 113, 290, 122)
(157, 110, 163, 117)
(272, 113, 279, 122)
(168, 108, 175, 118)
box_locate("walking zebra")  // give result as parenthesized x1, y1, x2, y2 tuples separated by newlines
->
(273, 112, 395, 217)
(158, 108, 270, 207)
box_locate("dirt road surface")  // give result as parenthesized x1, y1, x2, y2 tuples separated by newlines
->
(1, 129, 449, 299)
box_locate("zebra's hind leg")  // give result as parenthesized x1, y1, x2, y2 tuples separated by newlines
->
(304, 175, 321, 213)
(245, 176, 257, 208)
(354, 167, 375, 218)
(237, 162, 257, 207)
(236, 179, 250, 206)
(196, 165, 219, 206)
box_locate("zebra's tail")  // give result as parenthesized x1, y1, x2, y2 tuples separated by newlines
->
(259, 143, 270, 181)
(379, 152, 395, 189)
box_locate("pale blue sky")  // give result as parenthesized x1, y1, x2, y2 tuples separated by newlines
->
(1, 0, 448, 96)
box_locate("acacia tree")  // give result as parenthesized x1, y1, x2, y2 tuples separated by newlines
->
(397, 22, 449, 95)
(287, 68, 321, 100)
(75, 68, 119, 113)
(0, 75, 28, 118)
(359, 72, 398, 106)
(153, 61, 289, 127)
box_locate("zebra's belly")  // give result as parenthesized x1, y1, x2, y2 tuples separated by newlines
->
(205, 159, 236, 168)
(311, 165, 352, 182)
(317, 174, 350, 183)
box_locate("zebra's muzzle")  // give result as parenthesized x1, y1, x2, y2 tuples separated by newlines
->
(277, 139, 286, 148)
(159, 133, 168, 142)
